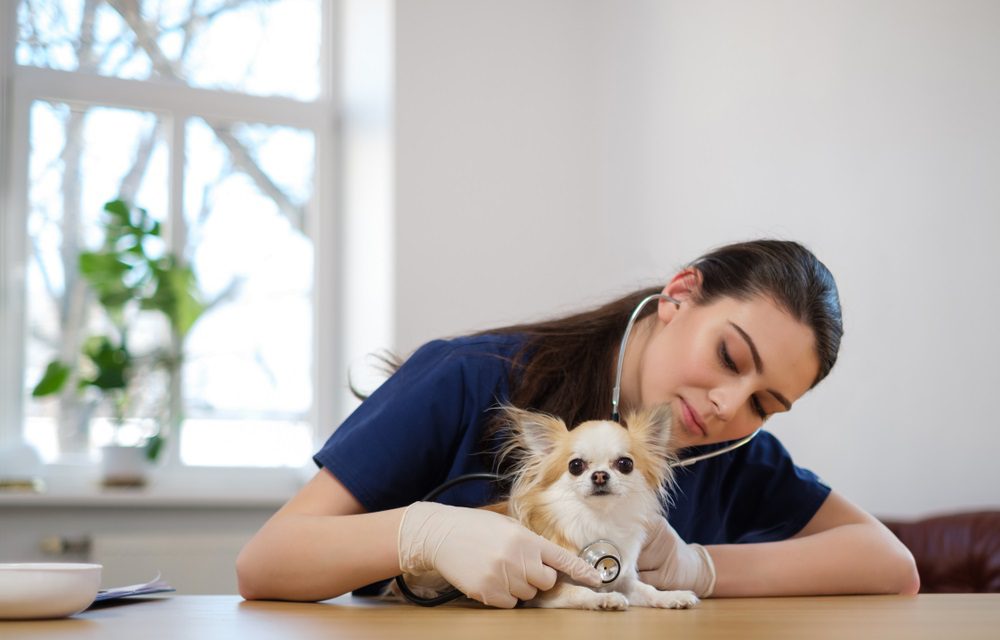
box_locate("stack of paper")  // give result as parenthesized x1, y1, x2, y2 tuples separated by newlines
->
(92, 573, 175, 603)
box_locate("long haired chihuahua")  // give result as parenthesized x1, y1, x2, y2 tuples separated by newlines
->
(496, 405, 699, 611)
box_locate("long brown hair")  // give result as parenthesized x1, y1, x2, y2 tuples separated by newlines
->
(477, 239, 843, 439)
(476, 286, 662, 428)
(362, 239, 843, 443)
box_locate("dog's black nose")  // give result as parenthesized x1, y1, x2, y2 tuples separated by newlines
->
(591, 470, 609, 486)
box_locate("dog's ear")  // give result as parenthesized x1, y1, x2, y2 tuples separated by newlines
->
(502, 406, 568, 456)
(623, 404, 674, 457)
(623, 405, 677, 490)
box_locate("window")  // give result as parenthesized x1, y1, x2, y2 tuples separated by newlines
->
(1, 0, 346, 473)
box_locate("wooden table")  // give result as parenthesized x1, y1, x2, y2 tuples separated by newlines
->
(3, 594, 998, 639)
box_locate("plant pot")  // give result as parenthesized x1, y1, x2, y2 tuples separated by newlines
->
(99, 445, 149, 488)
(0, 443, 45, 492)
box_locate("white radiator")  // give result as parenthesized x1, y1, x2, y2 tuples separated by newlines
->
(89, 532, 250, 594)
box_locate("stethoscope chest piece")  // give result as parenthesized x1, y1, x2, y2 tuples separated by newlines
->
(579, 540, 622, 584)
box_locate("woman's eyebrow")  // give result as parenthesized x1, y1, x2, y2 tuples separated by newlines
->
(728, 321, 792, 411)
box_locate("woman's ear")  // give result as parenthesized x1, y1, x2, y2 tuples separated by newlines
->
(658, 268, 702, 320)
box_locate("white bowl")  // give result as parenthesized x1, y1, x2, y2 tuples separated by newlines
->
(0, 563, 102, 619)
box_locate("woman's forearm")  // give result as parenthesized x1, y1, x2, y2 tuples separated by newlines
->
(237, 508, 406, 601)
(707, 522, 920, 597)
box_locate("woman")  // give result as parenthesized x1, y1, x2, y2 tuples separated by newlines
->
(237, 239, 919, 606)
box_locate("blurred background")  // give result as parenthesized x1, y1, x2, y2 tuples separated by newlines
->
(2, 0, 998, 593)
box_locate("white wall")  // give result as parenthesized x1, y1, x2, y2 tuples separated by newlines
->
(393, 1, 999, 518)
(395, 1, 627, 347)
(598, 0, 1000, 518)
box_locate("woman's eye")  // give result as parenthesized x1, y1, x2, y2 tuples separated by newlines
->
(568, 459, 586, 476)
(718, 342, 738, 372)
(615, 457, 634, 474)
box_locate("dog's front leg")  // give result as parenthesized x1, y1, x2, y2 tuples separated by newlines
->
(526, 581, 629, 611)
(621, 577, 699, 609)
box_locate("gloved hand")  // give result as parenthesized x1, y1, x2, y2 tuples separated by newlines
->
(637, 517, 716, 597)
(398, 501, 602, 608)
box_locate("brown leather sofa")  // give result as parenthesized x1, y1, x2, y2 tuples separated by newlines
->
(881, 511, 1000, 593)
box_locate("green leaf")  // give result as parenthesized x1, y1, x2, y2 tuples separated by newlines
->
(146, 260, 204, 337)
(79, 251, 129, 281)
(32, 361, 71, 397)
(104, 199, 130, 223)
(79, 252, 132, 296)
(68, 199, 204, 420)
(123, 203, 157, 236)
(169, 268, 205, 337)
(145, 433, 165, 462)
(81, 336, 130, 391)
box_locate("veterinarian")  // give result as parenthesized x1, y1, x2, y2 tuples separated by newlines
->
(237, 239, 920, 607)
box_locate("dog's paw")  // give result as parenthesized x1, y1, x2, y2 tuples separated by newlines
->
(649, 589, 699, 609)
(591, 592, 629, 611)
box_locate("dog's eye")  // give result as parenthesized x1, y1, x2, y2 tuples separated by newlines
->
(615, 457, 634, 474)
(568, 459, 586, 476)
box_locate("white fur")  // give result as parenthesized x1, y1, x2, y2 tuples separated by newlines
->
(391, 408, 699, 611)
(510, 415, 699, 611)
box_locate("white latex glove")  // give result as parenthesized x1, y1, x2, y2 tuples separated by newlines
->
(398, 501, 603, 608)
(637, 518, 717, 597)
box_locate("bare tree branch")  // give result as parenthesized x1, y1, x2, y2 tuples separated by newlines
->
(117, 118, 162, 203)
(207, 120, 305, 230)
(107, 0, 306, 232)
(176, 0, 262, 61)
(107, 0, 179, 77)
(29, 226, 57, 306)
(106, 33, 141, 76)
(49, 0, 103, 452)
(76, 0, 102, 69)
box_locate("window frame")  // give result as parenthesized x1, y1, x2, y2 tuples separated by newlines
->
(0, 0, 346, 488)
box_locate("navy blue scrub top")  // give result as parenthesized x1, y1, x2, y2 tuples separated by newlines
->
(314, 334, 831, 547)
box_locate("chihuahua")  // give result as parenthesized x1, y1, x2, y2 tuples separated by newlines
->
(495, 405, 698, 611)
(393, 405, 698, 611)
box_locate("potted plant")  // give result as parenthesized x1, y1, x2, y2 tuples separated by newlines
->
(32, 199, 204, 487)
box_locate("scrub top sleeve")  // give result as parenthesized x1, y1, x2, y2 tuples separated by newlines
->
(313, 340, 474, 512)
(723, 432, 832, 543)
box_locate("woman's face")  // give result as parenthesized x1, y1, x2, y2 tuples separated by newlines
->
(629, 278, 820, 450)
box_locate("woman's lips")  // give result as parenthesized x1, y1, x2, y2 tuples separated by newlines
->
(679, 399, 706, 438)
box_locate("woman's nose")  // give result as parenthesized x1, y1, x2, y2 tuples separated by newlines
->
(708, 384, 747, 422)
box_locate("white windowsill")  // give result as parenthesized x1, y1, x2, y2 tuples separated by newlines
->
(0, 464, 311, 509)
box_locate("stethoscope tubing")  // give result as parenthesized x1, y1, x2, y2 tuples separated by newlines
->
(394, 473, 501, 606)
(611, 293, 678, 423)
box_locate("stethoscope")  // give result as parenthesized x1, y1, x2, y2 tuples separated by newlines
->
(393, 477, 630, 606)
(396, 292, 761, 606)
(613, 293, 762, 468)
